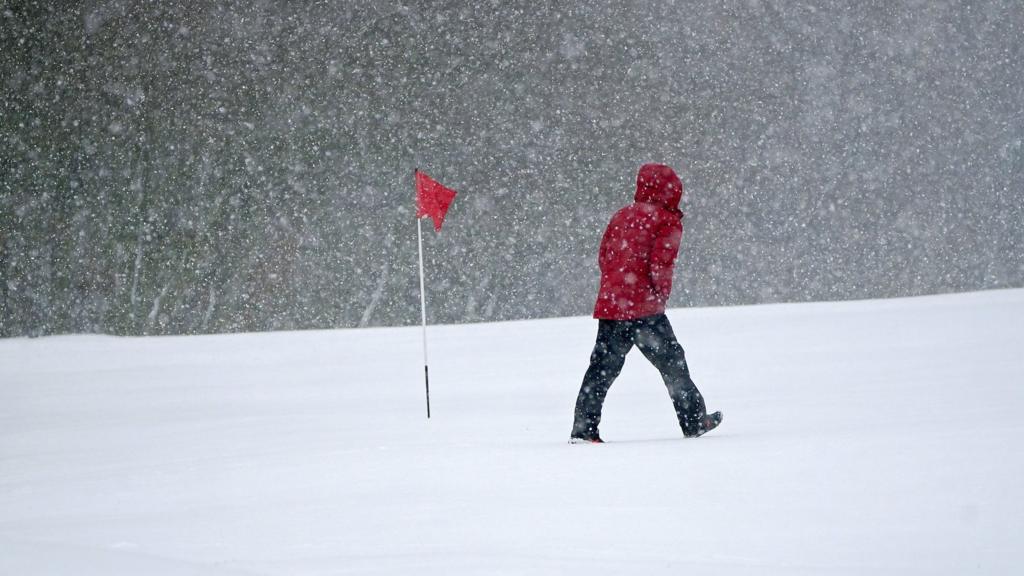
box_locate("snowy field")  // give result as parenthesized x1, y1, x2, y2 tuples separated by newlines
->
(2, 289, 1023, 575)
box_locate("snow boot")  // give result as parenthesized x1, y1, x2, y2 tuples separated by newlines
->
(569, 433, 604, 444)
(685, 411, 723, 438)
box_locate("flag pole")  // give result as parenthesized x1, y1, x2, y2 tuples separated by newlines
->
(416, 214, 431, 419)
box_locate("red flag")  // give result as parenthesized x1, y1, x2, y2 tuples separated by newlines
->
(415, 170, 457, 232)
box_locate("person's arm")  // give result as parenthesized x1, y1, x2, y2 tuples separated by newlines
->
(597, 219, 616, 271)
(649, 216, 683, 303)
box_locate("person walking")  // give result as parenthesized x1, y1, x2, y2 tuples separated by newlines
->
(570, 163, 722, 444)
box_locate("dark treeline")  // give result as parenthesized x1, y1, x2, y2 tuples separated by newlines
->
(2, 0, 1022, 337)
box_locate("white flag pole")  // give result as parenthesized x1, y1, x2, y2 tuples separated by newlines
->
(416, 215, 431, 419)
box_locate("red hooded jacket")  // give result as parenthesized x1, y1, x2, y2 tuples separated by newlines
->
(593, 164, 684, 320)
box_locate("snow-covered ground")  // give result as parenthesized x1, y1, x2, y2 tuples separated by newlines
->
(2, 289, 1023, 575)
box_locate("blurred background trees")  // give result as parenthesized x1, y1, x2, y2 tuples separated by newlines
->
(2, 0, 1022, 336)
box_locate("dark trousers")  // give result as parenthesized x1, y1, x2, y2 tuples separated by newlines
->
(572, 314, 706, 437)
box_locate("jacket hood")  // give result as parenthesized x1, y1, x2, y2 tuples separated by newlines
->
(634, 163, 682, 214)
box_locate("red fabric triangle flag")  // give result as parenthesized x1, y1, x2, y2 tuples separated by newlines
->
(415, 170, 457, 232)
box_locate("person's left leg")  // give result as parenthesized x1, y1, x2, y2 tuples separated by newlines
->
(634, 314, 708, 436)
(571, 320, 635, 440)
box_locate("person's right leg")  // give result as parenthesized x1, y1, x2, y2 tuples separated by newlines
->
(571, 320, 635, 440)
(633, 314, 710, 436)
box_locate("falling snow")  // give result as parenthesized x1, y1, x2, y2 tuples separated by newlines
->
(1, 1, 1022, 336)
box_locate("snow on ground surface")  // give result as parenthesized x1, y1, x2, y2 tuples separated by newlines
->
(2, 289, 1023, 575)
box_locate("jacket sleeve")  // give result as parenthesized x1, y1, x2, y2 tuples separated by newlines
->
(648, 215, 682, 303)
(597, 219, 615, 272)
